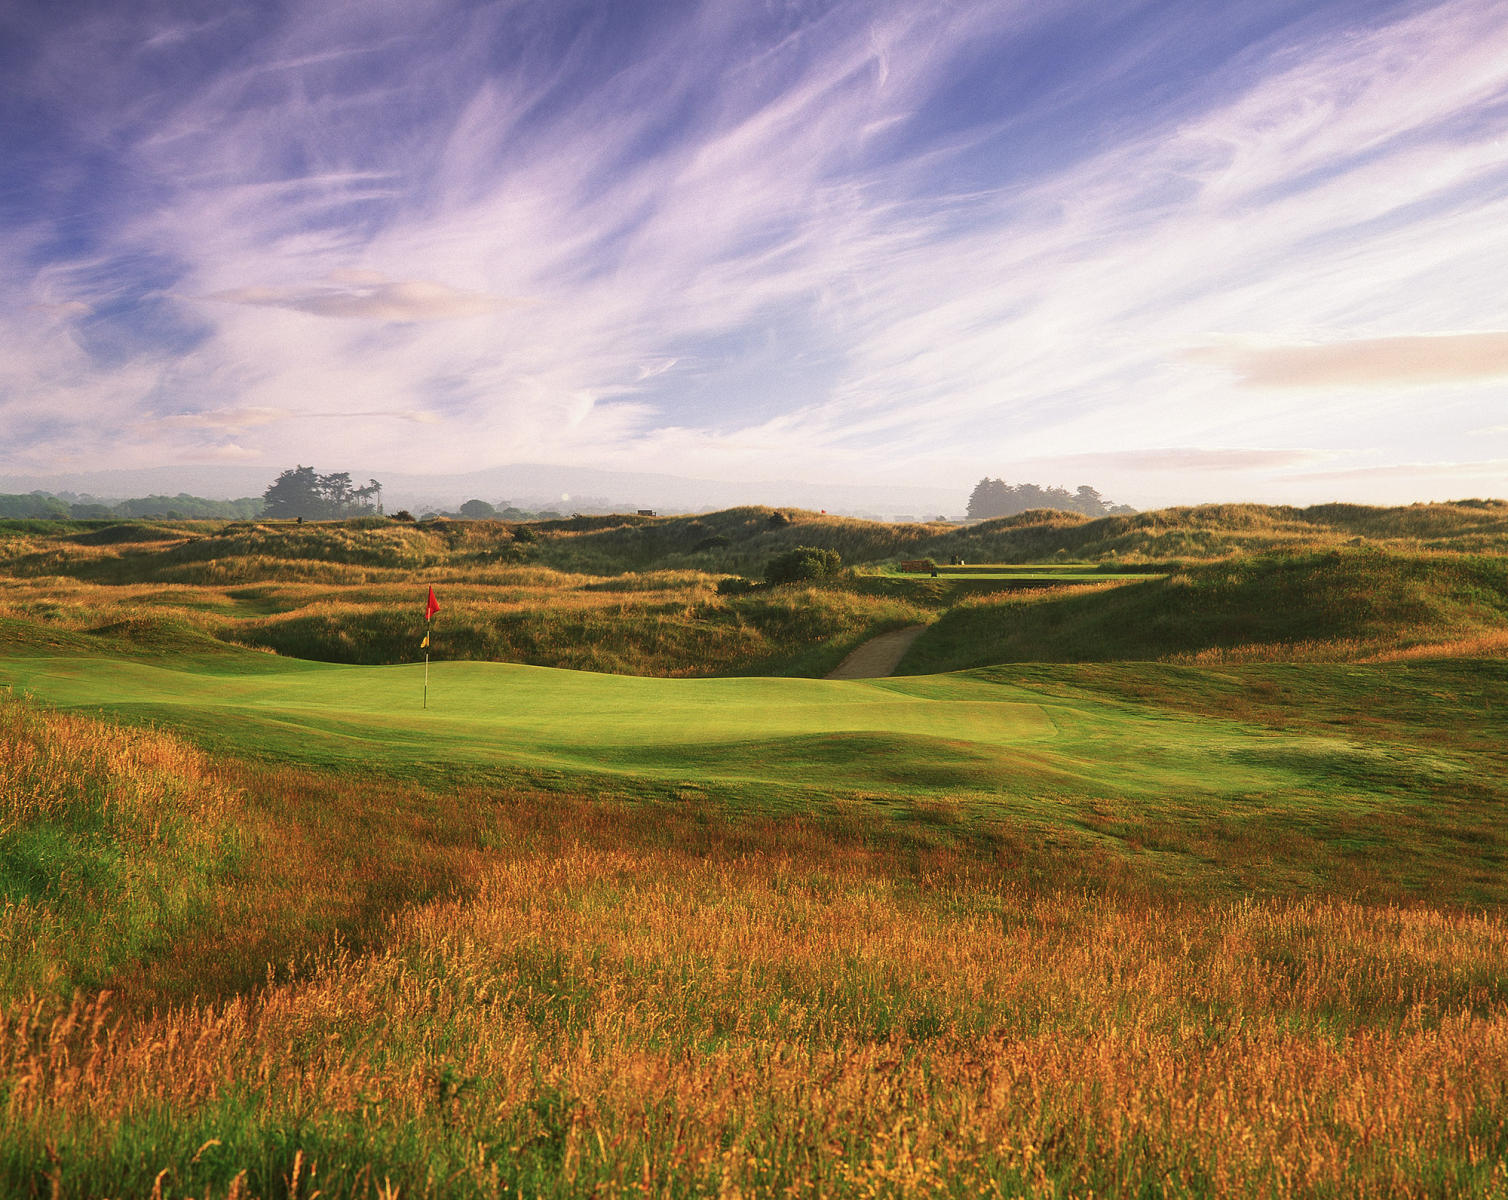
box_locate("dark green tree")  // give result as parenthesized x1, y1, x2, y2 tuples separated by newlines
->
(262, 467, 383, 519)
(262, 466, 325, 519)
(1073, 485, 1106, 516)
(968, 477, 1130, 519)
(0, 492, 69, 518)
(967, 478, 1014, 519)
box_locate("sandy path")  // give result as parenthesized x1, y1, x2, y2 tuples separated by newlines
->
(825, 624, 928, 679)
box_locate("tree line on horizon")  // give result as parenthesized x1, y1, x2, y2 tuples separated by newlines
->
(1, 469, 1138, 525)
(966, 478, 1135, 521)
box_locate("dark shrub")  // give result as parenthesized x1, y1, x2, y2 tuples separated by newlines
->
(765, 546, 842, 585)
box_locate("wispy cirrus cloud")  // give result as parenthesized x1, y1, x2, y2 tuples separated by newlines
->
(1031, 448, 1329, 473)
(163, 405, 442, 432)
(204, 273, 522, 321)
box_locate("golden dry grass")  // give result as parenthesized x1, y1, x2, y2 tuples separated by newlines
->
(0, 563, 928, 678)
(1168, 630, 1508, 666)
(1361, 628, 1508, 662)
(5, 819, 1508, 1197)
(0, 702, 245, 1001)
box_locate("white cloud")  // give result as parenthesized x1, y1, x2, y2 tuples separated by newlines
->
(1188, 332, 1508, 388)
(201, 442, 262, 461)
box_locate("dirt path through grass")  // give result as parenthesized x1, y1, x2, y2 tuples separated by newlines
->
(825, 623, 928, 678)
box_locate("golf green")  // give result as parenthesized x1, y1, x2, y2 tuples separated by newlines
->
(0, 649, 1349, 808)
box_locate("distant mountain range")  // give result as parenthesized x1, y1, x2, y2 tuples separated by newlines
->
(0, 463, 964, 521)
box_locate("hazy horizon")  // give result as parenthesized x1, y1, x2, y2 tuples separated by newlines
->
(4, 0, 1507, 507)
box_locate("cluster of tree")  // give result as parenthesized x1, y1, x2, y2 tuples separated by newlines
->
(0, 491, 262, 520)
(448, 499, 562, 521)
(965, 479, 1135, 521)
(262, 467, 382, 520)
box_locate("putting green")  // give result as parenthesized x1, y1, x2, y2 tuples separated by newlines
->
(0, 648, 1332, 808)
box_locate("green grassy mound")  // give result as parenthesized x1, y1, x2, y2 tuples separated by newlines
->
(66, 521, 188, 546)
(900, 549, 1508, 671)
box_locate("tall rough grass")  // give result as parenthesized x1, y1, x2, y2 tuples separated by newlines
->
(0, 566, 929, 677)
(0, 701, 244, 1001)
(522, 501, 1508, 573)
(3, 836, 1506, 1197)
(5, 506, 1508, 678)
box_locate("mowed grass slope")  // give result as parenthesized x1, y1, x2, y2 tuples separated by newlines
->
(900, 547, 1508, 672)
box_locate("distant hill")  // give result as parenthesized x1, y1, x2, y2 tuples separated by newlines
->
(0, 491, 263, 520)
(3, 500, 1505, 584)
(509, 500, 1508, 575)
(0, 463, 965, 521)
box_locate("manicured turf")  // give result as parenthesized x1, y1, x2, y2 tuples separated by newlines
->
(5, 644, 1504, 907)
(917, 570, 1155, 581)
(0, 649, 1228, 800)
(902, 564, 1154, 576)
(891, 563, 1162, 582)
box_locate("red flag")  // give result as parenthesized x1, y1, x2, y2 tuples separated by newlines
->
(424, 585, 440, 621)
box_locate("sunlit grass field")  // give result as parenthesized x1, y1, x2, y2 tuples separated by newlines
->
(2, 507, 1507, 1197)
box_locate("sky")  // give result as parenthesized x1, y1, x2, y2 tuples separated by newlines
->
(3, 0, 1507, 509)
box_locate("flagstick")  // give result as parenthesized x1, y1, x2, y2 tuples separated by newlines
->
(421, 586, 440, 709)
